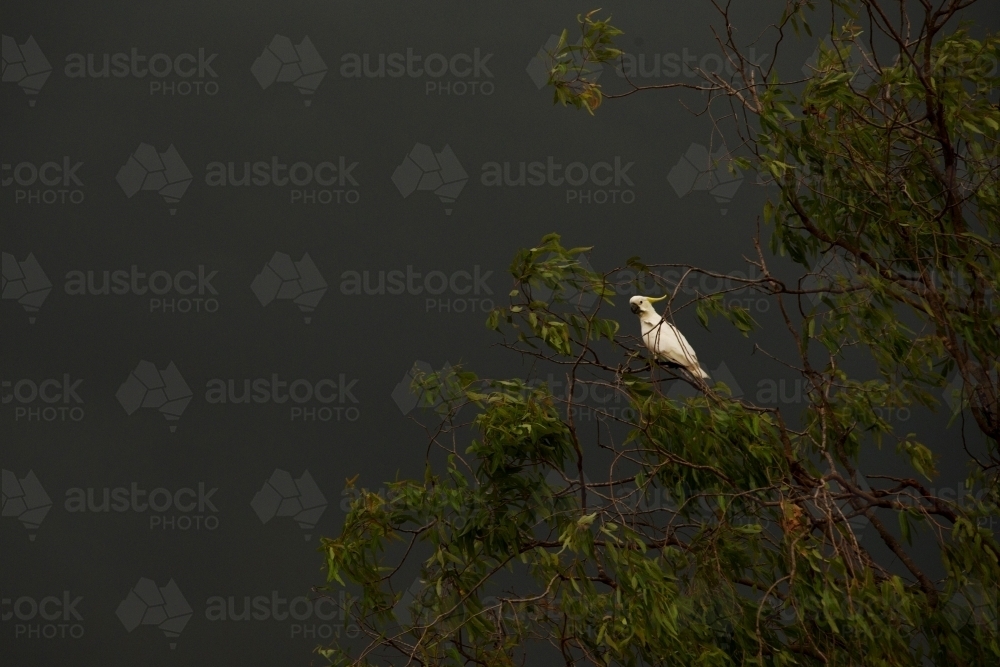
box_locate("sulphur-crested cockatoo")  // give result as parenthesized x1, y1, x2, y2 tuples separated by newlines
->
(629, 295, 710, 380)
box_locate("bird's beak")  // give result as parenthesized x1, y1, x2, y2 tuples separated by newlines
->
(630, 302, 640, 314)
(647, 294, 668, 303)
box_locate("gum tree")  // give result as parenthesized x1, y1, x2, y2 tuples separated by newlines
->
(317, 2, 999, 664)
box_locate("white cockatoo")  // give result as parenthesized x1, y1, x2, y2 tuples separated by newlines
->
(629, 295, 710, 380)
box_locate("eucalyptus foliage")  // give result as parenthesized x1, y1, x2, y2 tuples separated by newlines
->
(318, 2, 999, 664)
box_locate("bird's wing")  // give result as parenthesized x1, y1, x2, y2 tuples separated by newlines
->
(649, 321, 702, 369)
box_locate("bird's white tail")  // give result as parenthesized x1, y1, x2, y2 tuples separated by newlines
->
(694, 365, 710, 380)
